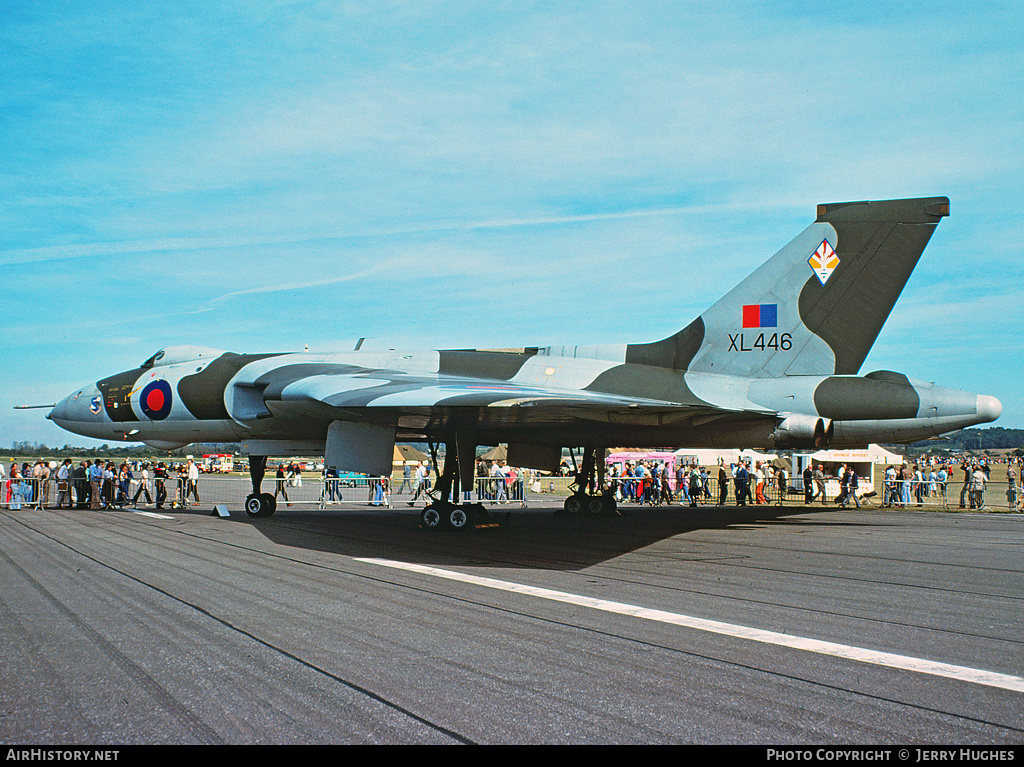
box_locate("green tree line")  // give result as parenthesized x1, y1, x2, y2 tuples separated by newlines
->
(6, 441, 240, 460)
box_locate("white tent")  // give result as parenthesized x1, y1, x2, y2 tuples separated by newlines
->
(673, 447, 777, 467)
(805, 444, 902, 465)
(792, 444, 901, 496)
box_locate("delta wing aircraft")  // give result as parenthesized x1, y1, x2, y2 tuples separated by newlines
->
(48, 197, 1000, 527)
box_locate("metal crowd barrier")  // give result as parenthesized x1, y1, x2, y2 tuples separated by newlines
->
(391, 476, 529, 507)
(788, 477, 860, 506)
(467, 477, 528, 506)
(602, 474, 790, 506)
(164, 476, 398, 510)
(596, 474, 1023, 511)
(3, 474, 1020, 513)
(1, 475, 532, 511)
(1, 475, 47, 510)
(876, 478, 1019, 510)
(0, 475, 396, 511)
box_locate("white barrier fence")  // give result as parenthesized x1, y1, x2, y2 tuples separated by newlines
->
(1, 475, 1020, 512)
(0, 475, 531, 511)
(875, 478, 1020, 510)
(790, 477, 1021, 510)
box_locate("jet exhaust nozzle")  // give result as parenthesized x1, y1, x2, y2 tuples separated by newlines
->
(770, 414, 833, 449)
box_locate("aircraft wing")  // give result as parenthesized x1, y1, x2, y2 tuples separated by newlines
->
(262, 368, 729, 428)
(247, 364, 765, 453)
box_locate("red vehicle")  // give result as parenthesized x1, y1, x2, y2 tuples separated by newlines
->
(201, 454, 235, 473)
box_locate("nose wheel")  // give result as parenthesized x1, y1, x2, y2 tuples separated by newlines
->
(245, 492, 277, 517)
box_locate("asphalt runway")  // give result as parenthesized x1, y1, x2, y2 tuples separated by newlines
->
(1, 499, 1022, 745)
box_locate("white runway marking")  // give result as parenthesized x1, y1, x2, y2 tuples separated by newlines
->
(357, 557, 1024, 693)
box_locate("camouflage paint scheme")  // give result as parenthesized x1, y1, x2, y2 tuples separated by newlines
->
(49, 197, 1001, 476)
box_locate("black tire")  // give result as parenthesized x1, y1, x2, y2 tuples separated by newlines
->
(563, 495, 582, 514)
(447, 505, 470, 530)
(421, 505, 443, 530)
(245, 493, 276, 518)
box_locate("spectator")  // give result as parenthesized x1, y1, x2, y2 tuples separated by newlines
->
(184, 458, 200, 505)
(154, 462, 168, 509)
(971, 464, 987, 509)
(56, 458, 73, 508)
(275, 464, 290, 506)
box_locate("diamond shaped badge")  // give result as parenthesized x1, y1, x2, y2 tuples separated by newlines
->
(809, 239, 839, 285)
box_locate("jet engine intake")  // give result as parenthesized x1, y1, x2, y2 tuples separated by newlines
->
(770, 414, 833, 449)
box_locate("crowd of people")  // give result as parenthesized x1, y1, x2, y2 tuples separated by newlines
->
(398, 459, 527, 505)
(800, 463, 863, 507)
(4, 453, 1020, 511)
(1, 457, 200, 510)
(603, 459, 789, 507)
(878, 458, 1013, 510)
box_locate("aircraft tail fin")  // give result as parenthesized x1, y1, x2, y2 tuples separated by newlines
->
(626, 196, 949, 378)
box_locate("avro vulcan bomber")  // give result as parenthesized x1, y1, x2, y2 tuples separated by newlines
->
(48, 197, 1001, 525)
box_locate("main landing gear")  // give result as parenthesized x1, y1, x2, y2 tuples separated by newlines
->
(418, 435, 499, 532)
(419, 500, 490, 531)
(244, 455, 277, 517)
(558, 446, 619, 517)
(561, 493, 617, 515)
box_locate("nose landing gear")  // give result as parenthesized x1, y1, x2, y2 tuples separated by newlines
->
(245, 492, 277, 517)
(244, 455, 277, 517)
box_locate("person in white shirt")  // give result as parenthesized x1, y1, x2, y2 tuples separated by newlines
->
(884, 465, 897, 507)
(970, 465, 987, 509)
(132, 463, 153, 506)
(56, 459, 73, 508)
(491, 461, 508, 503)
(408, 462, 428, 505)
(185, 458, 200, 505)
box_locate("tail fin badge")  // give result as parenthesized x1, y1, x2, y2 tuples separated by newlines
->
(809, 239, 839, 285)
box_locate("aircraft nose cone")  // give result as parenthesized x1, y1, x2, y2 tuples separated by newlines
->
(976, 394, 1002, 423)
(49, 386, 103, 425)
(48, 395, 71, 422)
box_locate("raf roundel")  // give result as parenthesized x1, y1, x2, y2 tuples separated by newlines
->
(140, 380, 173, 420)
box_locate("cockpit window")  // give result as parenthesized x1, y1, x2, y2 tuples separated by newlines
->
(139, 346, 227, 368)
(141, 350, 165, 369)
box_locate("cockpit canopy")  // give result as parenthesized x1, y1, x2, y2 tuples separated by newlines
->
(141, 346, 227, 369)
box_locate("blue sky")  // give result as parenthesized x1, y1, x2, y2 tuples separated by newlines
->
(3, 1, 1022, 449)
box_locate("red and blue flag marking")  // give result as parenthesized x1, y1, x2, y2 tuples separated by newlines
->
(742, 304, 778, 328)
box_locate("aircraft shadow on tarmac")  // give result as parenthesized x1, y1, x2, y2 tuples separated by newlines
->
(215, 502, 883, 571)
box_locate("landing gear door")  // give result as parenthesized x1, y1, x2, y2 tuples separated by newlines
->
(325, 420, 396, 477)
(507, 443, 561, 473)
